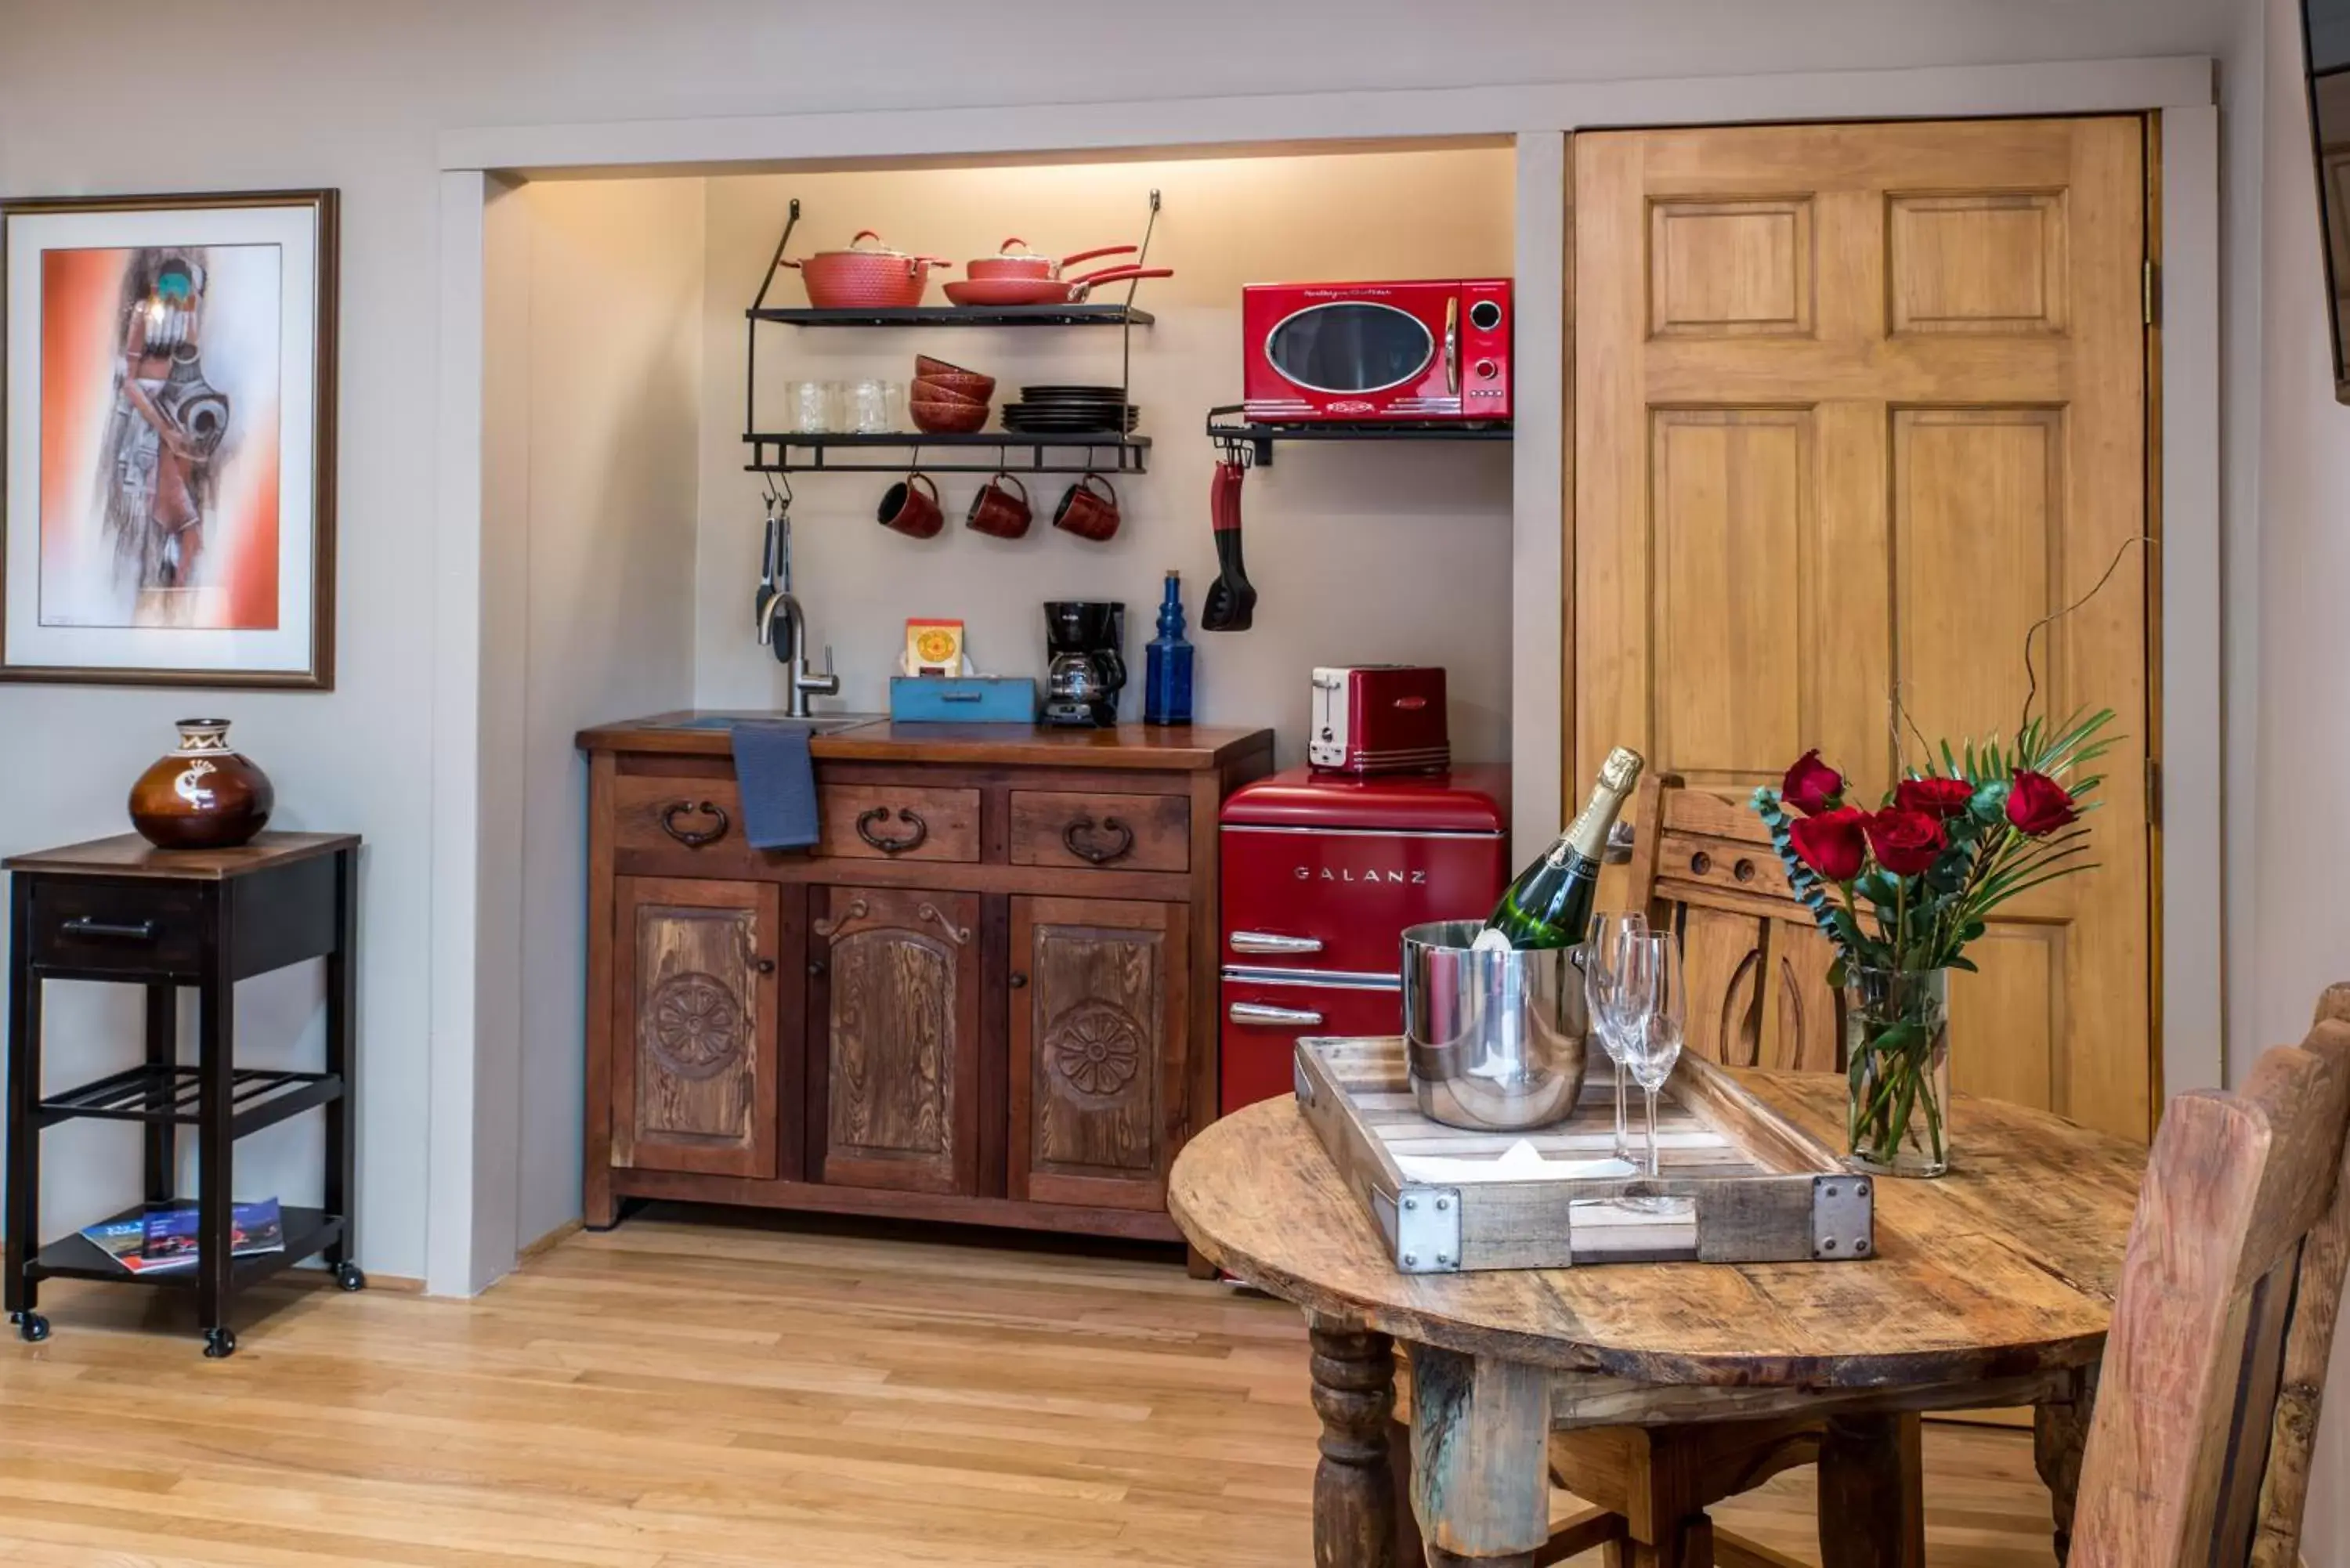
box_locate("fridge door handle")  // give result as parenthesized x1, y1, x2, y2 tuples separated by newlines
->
(1229, 931, 1325, 956)
(1229, 1001, 1325, 1028)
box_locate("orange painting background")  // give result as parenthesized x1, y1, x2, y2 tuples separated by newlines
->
(37, 247, 280, 630)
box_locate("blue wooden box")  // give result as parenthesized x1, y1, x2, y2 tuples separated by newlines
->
(889, 676, 1038, 723)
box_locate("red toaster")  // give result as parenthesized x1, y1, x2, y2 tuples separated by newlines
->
(1309, 665, 1449, 775)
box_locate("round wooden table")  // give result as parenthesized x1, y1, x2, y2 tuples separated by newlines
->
(1170, 1071, 2145, 1568)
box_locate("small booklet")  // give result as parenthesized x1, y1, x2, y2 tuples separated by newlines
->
(79, 1199, 286, 1274)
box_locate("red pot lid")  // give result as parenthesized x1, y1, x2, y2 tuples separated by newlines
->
(1220, 764, 1509, 833)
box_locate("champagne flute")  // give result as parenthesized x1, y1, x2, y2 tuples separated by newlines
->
(1582, 911, 1648, 1167)
(1617, 934, 1687, 1180)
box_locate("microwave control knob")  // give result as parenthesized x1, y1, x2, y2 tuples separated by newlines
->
(1475, 359, 1498, 380)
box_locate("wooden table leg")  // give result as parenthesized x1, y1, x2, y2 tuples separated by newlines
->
(1816, 1412, 1923, 1568)
(1409, 1344, 1552, 1565)
(2034, 1365, 2099, 1564)
(1311, 1315, 1398, 1568)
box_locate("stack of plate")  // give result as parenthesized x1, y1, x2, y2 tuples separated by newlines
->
(1000, 385, 1140, 436)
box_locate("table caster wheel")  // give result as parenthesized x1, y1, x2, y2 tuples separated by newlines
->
(15, 1313, 48, 1344)
(335, 1262, 367, 1293)
(203, 1327, 237, 1360)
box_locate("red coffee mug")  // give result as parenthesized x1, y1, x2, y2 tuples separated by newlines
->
(1052, 472, 1120, 542)
(877, 471, 942, 538)
(965, 472, 1032, 539)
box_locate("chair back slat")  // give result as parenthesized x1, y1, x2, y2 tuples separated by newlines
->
(1628, 773, 1840, 1072)
(2072, 992, 2350, 1568)
(2247, 984, 2350, 1565)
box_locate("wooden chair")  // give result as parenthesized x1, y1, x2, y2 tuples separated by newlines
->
(2068, 983, 2350, 1568)
(1519, 775, 1852, 1566)
(1622, 772, 1842, 1073)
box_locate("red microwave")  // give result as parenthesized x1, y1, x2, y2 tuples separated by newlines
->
(1242, 279, 1512, 423)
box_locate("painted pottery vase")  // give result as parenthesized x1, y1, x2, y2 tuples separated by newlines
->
(128, 719, 275, 850)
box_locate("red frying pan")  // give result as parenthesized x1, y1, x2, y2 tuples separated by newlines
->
(942, 265, 1172, 308)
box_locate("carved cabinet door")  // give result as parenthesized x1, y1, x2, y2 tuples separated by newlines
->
(613, 876, 780, 1179)
(808, 886, 982, 1195)
(1009, 897, 1189, 1212)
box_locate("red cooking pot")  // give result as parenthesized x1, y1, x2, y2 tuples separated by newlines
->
(964, 237, 1137, 282)
(782, 230, 953, 309)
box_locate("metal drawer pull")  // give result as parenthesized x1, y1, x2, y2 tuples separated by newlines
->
(856, 807, 928, 855)
(660, 800, 731, 847)
(1061, 815, 1133, 865)
(1229, 931, 1324, 956)
(61, 917, 158, 942)
(1229, 1002, 1325, 1028)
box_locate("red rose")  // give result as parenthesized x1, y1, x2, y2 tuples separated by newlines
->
(1893, 775, 1974, 819)
(1781, 750, 1846, 815)
(2007, 770, 2078, 836)
(1864, 809, 1948, 877)
(1788, 806, 1867, 882)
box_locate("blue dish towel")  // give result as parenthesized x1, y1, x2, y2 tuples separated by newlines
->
(729, 722, 820, 851)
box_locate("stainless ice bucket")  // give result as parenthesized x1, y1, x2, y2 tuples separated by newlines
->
(1402, 919, 1591, 1132)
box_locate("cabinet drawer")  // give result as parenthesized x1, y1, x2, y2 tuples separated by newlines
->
(1010, 791, 1189, 873)
(28, 880, 207, 976)
(613, 775, 761, 873)
(818, 784, 980, 863)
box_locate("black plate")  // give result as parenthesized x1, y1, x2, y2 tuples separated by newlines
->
(1000, 415, 1141, 435)
(1019, 385, 1126, 398)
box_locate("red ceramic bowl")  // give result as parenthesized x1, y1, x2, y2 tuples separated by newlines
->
(914, 370, 996, 401)
(912, 378, 989, 407)
(909, 398, 990, 434)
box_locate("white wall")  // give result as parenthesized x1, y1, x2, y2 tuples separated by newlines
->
(2255, 0, 2350, 1560)
(511, 179, 705, 1250)
(694, 151, 1516, 764)
(0, 0, 2238, 1286)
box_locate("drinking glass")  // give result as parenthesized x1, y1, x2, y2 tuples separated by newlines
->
(783, 380, 839, 434)
(1582, 911, 1648, 1165)
(844, 378, 900, 434)
(1616, 934, 1687, 1180)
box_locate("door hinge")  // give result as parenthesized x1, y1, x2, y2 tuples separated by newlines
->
(2143, 259, 2160, 327)
(2146, 757, 2163, 829)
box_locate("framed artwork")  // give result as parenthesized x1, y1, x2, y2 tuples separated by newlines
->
(1, 189, 338, 688)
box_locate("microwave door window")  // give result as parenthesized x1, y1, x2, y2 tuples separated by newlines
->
(1265, 302, 1436, 396)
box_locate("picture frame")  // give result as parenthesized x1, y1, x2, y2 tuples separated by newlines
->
(0, 189, 338, 688)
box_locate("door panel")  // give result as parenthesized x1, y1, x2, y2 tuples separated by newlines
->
(808, 886, 982, 1195)
(1010, 897, 1188, 1211)
(1573, 117, 2152, 1138)
(613, 876, 779, 1179)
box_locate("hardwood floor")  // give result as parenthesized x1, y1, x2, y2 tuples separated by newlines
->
(0, 1212, 2059, 1566)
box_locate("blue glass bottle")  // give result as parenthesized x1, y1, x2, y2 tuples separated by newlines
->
(1144, 570, 1195, 726)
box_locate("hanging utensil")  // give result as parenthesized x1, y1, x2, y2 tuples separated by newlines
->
(1202, 455, 1256, 633)
(755, 493, 782, 645)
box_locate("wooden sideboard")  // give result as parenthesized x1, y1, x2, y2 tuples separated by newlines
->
(574, 714, 1275, 1243)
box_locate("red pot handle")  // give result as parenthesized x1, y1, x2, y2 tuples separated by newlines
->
(1059, 244, 1137, 269)
(849, 229, 888, 250)
(1067, 263, 1170, 287)
(998, 237, 1033, 255)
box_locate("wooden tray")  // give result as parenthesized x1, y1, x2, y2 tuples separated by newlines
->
(1292, 1037, 1875, 1273)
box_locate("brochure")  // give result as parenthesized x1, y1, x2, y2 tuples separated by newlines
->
(78, 1199, 286, 1274)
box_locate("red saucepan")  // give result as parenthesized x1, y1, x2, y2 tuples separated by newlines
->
(943, 264, 1173, 309)
(964, 238, 1137, 282)
(781, 230, 954, 309)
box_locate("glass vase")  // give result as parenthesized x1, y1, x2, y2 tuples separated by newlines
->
(1844, 966, 1951, 1178)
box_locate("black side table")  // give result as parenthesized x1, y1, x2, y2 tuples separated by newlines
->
(4, 831, 363, 1357)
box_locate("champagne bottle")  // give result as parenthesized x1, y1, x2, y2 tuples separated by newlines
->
(1481, 746, 1646, 948)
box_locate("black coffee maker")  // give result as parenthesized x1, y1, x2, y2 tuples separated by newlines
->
(1042, 602, 1126, 728)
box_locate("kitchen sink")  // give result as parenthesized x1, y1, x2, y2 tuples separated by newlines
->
(645, 712, 885, 736)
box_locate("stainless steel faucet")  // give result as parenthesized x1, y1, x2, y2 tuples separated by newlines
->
(754, 509, 841, 719)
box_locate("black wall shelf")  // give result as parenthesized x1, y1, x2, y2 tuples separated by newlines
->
(750, 303, 1153, 328)
(746, 431, 1150, 476)
(1206, 404, 1513, 468)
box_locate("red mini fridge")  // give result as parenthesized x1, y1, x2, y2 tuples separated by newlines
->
(1218, 765, 1509, 1116)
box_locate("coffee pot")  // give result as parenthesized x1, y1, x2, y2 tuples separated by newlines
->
(1042, 602, 1126, 727)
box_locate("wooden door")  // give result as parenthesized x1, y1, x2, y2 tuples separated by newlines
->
(613, 876, 780, 1179)
(1572, 118, 2154, 1138)
(1009, 897, 1189, 1211)
(808, 886, 982, 1195)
